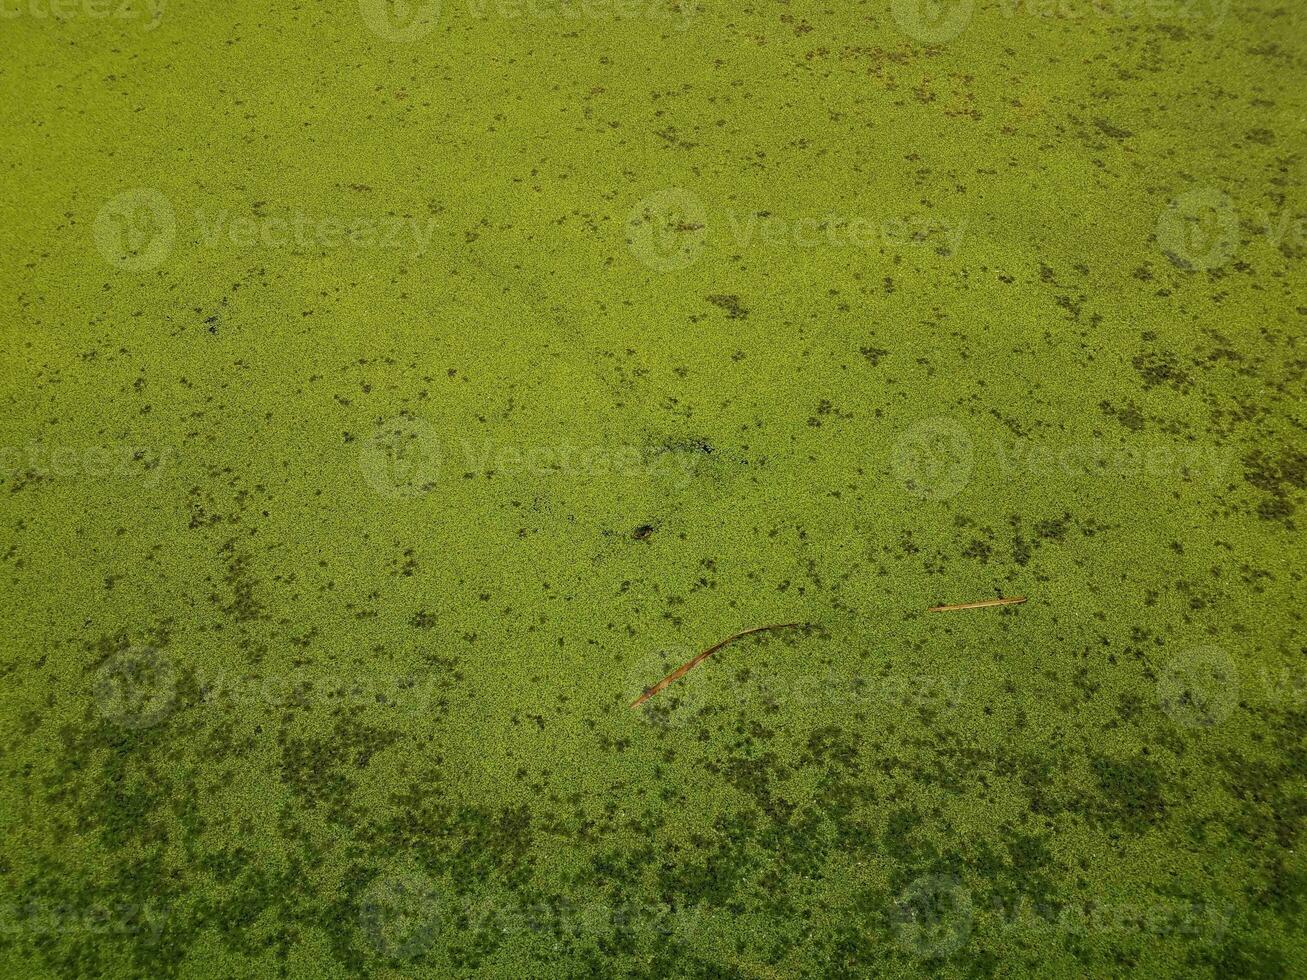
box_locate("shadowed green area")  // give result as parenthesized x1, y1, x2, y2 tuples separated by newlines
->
(1, 0, 1304, 976)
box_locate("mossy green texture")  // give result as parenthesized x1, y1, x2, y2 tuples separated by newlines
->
(1, 1, 1304, 977)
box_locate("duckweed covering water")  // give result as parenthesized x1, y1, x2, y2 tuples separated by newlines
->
(1, 1, 1304, 976)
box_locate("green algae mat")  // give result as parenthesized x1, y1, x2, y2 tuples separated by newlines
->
(2, 1, 1305, 976)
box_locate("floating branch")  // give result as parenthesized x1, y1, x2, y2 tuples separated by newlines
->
(927, 596, 1026, 612)
(630, 623, 804, 709)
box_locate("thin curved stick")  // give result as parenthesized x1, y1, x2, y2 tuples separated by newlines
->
(927, 596, 1026, 612)
(630, 623, 804, 708)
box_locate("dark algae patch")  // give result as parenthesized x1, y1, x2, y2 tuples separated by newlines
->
(1, 1, 1305, 978)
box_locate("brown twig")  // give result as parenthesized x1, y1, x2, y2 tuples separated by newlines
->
(927, 596, 1026, 612)
(630, 623, 804, 708)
